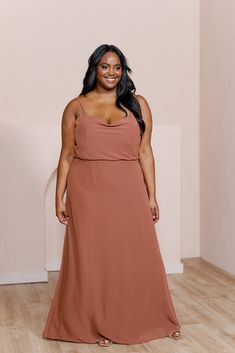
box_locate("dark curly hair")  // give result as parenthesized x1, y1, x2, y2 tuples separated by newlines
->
(79, 44, 145, 136)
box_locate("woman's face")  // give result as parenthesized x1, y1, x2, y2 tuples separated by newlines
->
(96, 51, 122, 90)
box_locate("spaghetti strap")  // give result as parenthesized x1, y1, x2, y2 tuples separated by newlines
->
(77, 96, 84, 114)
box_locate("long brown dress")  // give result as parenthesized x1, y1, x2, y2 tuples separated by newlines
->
(42, 99, 181, 344)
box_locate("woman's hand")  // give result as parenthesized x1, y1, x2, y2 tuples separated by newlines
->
(149, 197, 159, 223)
(56, 200, 69, 226)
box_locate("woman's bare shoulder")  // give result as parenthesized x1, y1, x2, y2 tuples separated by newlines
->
(133, 93, 149, 106)
(133, 93, 152, 125)
(63, 95, 85, 117)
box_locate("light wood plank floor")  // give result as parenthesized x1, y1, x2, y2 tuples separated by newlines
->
(1, 257, 235, 353)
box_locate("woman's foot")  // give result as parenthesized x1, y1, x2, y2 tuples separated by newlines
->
(98, 338, 113, 347)
(168, 330, 182, 339)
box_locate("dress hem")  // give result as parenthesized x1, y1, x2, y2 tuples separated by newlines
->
(42, 324, 181, 345)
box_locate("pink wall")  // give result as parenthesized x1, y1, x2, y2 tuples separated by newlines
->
(200, 0, 235, 274)
(0, 1, 200, 284)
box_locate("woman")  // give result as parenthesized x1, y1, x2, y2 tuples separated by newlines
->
(42, 44, 182, 347)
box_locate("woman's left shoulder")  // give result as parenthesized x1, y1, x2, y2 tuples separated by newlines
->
(133, 93, 150, 107)
(133, 94, 149, 108)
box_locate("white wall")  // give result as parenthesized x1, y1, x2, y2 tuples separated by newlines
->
(200, 0, 235, 274)
(0, 0, 200, 283)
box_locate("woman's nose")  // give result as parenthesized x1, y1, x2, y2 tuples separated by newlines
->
(108, 67, 115, 75)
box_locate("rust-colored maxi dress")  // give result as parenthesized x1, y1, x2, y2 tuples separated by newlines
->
(42, 100, 181, 344)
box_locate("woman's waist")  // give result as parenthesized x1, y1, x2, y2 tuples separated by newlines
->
(73, 155, 139, 162)
(73, 146, 139, 161)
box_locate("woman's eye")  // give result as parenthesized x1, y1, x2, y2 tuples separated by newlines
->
(100, 65, 121, 70)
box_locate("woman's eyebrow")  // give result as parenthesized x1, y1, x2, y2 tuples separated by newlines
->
(100, 62, 121, 66)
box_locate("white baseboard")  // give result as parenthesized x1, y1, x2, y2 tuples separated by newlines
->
(0, 262, 184, 285)
(46, 259, 61, 271)
(46, 260, 184, 274)
(165, 262, 184, 274)
(0, 270, 48, 285)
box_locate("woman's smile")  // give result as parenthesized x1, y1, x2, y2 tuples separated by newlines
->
(104, 77, 117, 83)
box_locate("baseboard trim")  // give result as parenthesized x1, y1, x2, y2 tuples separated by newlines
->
(47, 260, 184, 274)
(46, 259, 61, 271)
(0, 261, 184, 285)
(0, 270, 48, 285)
(165, 262, 184, 274)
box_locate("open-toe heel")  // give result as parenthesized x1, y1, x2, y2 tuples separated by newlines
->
(168, 330, 182, 340)
(98, 338, 113, 347)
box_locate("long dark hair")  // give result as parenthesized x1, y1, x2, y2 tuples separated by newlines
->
(79, 44, 145, 136)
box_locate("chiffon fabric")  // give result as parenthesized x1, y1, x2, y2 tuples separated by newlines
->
(42, 99, 181, 344)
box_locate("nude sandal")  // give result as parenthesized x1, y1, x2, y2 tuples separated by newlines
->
(98, 338, 113, 347)
(168, 330, 182, 339)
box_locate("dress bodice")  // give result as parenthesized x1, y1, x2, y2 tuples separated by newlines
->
(74, 111, 141, 161)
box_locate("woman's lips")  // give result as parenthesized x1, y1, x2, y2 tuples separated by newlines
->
(105, 77, 116, 83)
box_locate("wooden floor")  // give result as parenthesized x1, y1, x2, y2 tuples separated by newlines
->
(1, 257, 235, 353)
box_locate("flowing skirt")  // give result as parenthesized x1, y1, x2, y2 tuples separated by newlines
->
(42, 158, 181, 344)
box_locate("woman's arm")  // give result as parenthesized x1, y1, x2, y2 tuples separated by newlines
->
(55, 99, 77, 225)
(136, 94, 159, 223)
